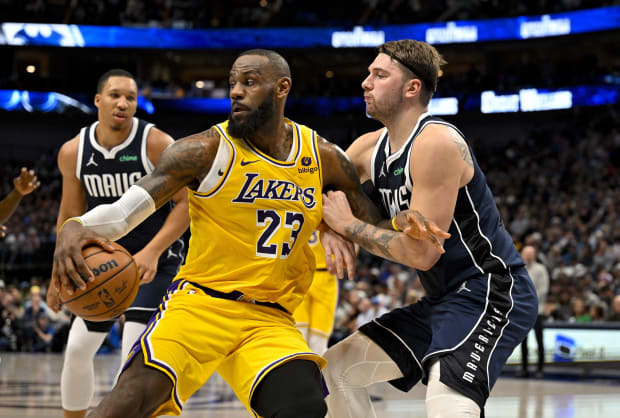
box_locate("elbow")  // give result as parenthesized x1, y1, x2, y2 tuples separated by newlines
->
(411, 251, 441, 271)
(416, 259, 435, 271)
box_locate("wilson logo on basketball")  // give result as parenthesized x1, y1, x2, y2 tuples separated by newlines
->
(91, 259, 119, 276)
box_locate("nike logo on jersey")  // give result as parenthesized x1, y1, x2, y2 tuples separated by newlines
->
(232, 172, 317, 209)
(240, 159, 260, 166)
(457, 280, 471, 293)
(379, 162, 387, 177)
(86, 153, 98, 167)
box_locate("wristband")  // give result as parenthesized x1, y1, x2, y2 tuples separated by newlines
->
(58, 217, 83, 234)
(391, 216, 401, 232)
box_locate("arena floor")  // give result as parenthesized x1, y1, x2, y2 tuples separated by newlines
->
(1, 353, 620, 417)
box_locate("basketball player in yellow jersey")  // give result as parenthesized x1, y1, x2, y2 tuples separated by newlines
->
(294, 230, 338, 355)
(51, 49, 444, 418)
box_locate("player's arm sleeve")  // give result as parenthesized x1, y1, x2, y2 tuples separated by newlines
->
(77, 184, 155, 241)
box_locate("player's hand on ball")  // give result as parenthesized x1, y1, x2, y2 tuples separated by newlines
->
(52, 219, 115, 296)
(46, 282, 62, 313)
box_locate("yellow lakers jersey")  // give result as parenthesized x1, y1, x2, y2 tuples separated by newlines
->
(308, 230, 326, 270)
(177, 119, 323, 314)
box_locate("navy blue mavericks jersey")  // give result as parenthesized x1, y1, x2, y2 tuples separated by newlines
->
(370, 112, 524, 300)
(75, 117, 184, 268)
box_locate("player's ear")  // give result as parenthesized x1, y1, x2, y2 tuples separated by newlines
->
(94, 93, 101, 109)
(275, 77, 291, 98)
(404, 78, 422, 100)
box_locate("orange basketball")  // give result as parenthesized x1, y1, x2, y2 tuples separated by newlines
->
(59, 242, 140, 322)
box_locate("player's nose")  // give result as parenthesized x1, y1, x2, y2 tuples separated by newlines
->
(229, 83, 244, 99)
(117, 97, 129, 109)
(361, 75, 372, 91)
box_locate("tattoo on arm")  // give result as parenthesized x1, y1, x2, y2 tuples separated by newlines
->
(345, 220, 398, 262)
(331, 145, 383, 225)
(346, 189, 383, 225)
(334, 147, 360, 186)
(449, 129, 473, 167)
(142, 128, 218, 203)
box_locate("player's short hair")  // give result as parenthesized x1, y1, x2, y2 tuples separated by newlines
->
(236, 49, 291, 80)
(96, 69, 136, 93)
(378, 40, 446, 104)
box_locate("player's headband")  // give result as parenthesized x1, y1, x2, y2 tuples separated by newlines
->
(378, 48, 436, 92)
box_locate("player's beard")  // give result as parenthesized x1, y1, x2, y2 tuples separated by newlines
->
(366, 94, 404, 122)
(227, 93, 275, 138)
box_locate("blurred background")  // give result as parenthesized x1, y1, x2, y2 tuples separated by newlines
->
(0, 0, 619, 379)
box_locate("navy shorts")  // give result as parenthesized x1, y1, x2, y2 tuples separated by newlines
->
(359, 266, 537, 409)
(83, 263, 177, 333)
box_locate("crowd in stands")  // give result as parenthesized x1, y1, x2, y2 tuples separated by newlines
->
(3, 0, 620, 28)
(0, 106, 619, 352)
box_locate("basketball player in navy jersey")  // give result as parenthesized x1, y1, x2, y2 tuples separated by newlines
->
(320, 40, 538, 417)
(46, 69, 189, 418)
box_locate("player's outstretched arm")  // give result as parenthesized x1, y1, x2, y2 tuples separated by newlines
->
(319, 133, 452, 270)
(0, 167, 40, 225)
(51, 127, 220, 296)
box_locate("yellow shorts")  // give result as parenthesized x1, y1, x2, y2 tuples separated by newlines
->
(293, 269, 338, 339)
(126, 280, 326, 417)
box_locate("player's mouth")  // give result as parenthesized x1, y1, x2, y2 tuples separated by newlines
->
(113, 113, 129, 122)
(232, 103, 250, 116)
(364, 95, 373, 103)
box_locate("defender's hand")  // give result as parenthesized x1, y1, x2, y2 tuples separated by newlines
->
(397, 210, 451, 254)
(133, 248, 160, 285)
(51, 220, 115, 296)
(13, 167, 40, 196)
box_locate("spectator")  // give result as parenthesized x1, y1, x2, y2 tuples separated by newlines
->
(518, 245, 549, 378)
(570, 297, 591, 323)
(30, 313, 54, 352)
(607, 295, 620, 321)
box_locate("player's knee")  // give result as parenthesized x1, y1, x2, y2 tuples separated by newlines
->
(274, 397, 327, 418)
(251, 359, 326, 418)
(106, 352, 172, 417)
(425, 361, 480, 418)
(323, 338, 353, 383)
(64, 338, 97, 363)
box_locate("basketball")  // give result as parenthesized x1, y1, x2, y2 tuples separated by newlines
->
(59, 242, 140, 322)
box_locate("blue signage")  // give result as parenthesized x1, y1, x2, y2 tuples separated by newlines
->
(2, 85, 619, 115)
(1, 6, 619, 49)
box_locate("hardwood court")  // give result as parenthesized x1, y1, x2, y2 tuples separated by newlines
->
(1, 353, 620, 417)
